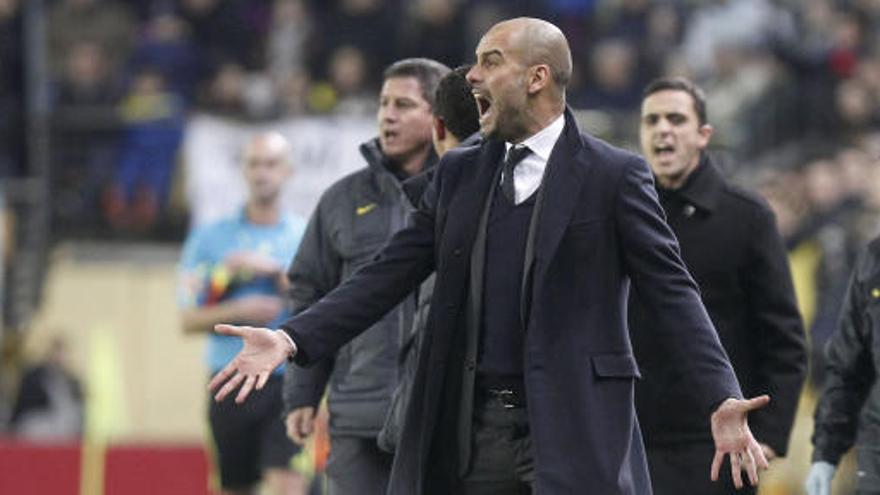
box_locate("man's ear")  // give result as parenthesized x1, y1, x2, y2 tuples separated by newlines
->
(527, 65, 551, 95)
(697, 124, 714, 148)
(433, 116, 446, 141)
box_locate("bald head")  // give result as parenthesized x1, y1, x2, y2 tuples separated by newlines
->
(243, 131, 291, 164)
(241, 131, 292, 206)
(489, 17, 572, 91)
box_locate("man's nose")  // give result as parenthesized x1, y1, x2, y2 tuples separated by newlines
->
(655, 118, 672, 133)
(466, 65, 479, 85)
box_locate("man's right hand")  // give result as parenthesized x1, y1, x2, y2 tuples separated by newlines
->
(804, 461, 836, 495)
(285, 406, 316, 445)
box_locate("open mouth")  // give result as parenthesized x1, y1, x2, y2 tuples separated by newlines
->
(654, 144, 675, 158)
(474, 94, 492, 120)
(382, 129, 399, 143)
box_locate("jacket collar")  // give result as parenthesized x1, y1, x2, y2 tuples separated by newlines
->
(359, 137, 438, 196)
(659, 154, 723, 213)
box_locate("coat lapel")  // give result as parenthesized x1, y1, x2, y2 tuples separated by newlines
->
(445, 139, 505, 254)
(533, 110, 587, 284)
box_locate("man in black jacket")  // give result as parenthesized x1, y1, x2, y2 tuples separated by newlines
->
(805, 238, 880, 494)
(630, 77, 807, 495)
(280, 58, 449, 495)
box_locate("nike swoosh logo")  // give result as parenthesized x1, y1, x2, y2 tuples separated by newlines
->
(356, 203, 377, 216)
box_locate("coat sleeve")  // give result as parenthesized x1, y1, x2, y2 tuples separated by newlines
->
(281, 169, 440, 367)
(742, 204, 807, 456)
(811, 250, 876, 464)
(615, 156, 742, 416)
(282, 197, 341, 412)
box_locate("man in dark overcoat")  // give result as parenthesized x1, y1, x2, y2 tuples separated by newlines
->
(209, 18, 772, 495)
(630, 77, 807, 495)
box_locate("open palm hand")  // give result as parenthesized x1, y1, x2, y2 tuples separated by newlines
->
(710, 395, 771, 489)
(208, 324, 293, 403)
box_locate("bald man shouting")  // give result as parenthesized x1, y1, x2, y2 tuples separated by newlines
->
(208, 18, 768, 495)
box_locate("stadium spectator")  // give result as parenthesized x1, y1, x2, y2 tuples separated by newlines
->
(178, 132, 307, 495)
(281, 58, 447, 495)
(10, 336, 84, 440)
(47, 0, 134, 77)
(265, 0, 312, 85)
(105, 68, 185, 232)
(52, 40, 120, 235)
(127, 11, 200, 102)
(630, 76, 806, 495)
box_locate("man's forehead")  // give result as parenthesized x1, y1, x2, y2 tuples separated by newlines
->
(642, 90, 695, 113)
(476, 26, 516, 56)
(381, 76, 425, 99)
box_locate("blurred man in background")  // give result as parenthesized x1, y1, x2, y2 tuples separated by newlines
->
(10, 336, 83, 440)
(805, 239, 880, 494)
(630, 77, 807, 495)
(178, 132, 306, 495)
(377, 64, 481, 453)
(281, 58, 449, 495)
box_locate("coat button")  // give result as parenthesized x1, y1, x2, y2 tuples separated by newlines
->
(453, 248, 462, 257)
(465, 358, 476, 371)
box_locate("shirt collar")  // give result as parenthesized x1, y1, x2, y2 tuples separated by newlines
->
(505, 113, 566, 162)
(238, 206, 289, 227)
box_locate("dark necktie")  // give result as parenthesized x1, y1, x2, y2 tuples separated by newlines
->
(502, 145, 530, 203)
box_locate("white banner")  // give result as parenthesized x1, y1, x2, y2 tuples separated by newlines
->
(182, 113, 376, 227)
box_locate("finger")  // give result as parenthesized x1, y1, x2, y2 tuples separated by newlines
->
(731, 452, 743, 489)
(255, 371, 270, 391)
(214, 372, 245, 402)
(214, 324, 248, 336)
(291, 416, 308, 445)
(711, 450, 723, 481)
(744, 449, 759, 486)
(235, 374, 256, 404)
(751, 441, 770, 470)
(208, 363, 236, 392)
(743, 394, 770, 411)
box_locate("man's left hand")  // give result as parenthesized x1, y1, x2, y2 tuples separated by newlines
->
(710, 395, 771, 489)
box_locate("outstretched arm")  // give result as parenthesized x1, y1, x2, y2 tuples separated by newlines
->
(614, 157, 769, 486)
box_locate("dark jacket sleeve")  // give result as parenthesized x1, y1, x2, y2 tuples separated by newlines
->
(743, 204, 807, 456)
(616, 156, 742, 416)
(812, 251, 876, 464)
(281, 167, 439, 367)
(282, 196, 342, 412)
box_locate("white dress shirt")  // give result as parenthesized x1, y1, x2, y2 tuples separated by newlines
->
(503, 113, 566, 204)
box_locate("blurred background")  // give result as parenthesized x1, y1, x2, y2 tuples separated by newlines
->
(0, 0, 878, 493)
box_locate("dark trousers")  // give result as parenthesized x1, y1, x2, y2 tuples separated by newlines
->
(325, 435, 393, 495)
(647, 442, 756, 495)
(458, 393, 535, 494)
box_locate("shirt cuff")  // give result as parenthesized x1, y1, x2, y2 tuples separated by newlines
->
(275, 329, 297, 362)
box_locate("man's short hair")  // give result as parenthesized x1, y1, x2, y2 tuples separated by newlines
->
(642, 77, 708, 126)
(433, 65, 480, 142)
(383, 58, 451, 109)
